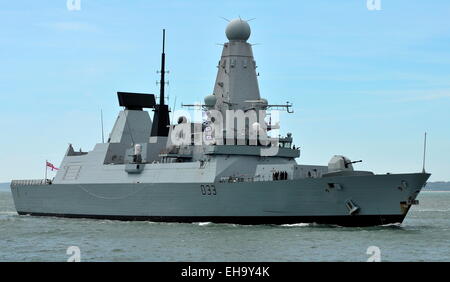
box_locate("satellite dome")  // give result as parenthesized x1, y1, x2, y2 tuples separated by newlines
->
(225, 19, 251, 41)
(204, 94, 217, 108)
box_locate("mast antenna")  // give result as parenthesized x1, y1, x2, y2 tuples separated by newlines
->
(151, 29, 170, 137)
(171, 96, 177, 125)
(160, 29, 166, 106)
(101, 109, 104, 143)
(422, 132, 427, 173)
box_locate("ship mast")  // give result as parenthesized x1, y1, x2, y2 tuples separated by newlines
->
(160, 29, 166, 106)
(151, 29, 170, 137)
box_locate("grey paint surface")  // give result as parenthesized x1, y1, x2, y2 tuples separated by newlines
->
(10, 19, 431, 226)
(11, 172, 429, 219)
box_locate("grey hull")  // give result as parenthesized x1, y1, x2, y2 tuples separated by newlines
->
(10, 21, 432, 228)
(10, 172, 429, 227)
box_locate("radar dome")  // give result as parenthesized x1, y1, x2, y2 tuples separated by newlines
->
(204, 94, 217, 108)
(225, 19, 251, 41)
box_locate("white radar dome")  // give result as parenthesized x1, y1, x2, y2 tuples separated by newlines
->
(225, 19, 251, 41)
(204, 94, 217, 108)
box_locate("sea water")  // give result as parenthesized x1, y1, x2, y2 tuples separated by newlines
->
(1, 190, 449, 262)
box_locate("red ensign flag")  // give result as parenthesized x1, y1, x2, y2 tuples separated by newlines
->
(46, 161, 59, 171)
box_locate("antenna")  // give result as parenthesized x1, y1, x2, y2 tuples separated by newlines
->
(151, 29, 170, 137)
(160, 29, 166, 106)
(422, 132, 427, 173)
(101, 109, 104, 143)
(171, 96, 177, 125)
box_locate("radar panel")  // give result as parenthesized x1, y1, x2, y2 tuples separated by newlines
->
(117, 92, 156, 110)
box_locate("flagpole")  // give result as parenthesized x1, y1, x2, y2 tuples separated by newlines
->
(45, 160, 47, 182)
(101, 109, 105, 143)
(422, 132, 427, 173)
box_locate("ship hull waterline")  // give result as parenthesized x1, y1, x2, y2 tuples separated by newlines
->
(10, 172, 430, 227)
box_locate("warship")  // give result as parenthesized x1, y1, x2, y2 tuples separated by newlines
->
(11, 19, 430, 226)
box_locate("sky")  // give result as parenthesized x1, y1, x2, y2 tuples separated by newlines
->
(0, 0, 449, 182)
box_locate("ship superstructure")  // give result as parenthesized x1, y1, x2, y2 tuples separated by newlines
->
(10, 19, 430, 226)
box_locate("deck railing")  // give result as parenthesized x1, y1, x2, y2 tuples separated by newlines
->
(10, 179, 51, 186)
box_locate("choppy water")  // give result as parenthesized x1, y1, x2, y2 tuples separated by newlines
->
(1, 190, 449, 262)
